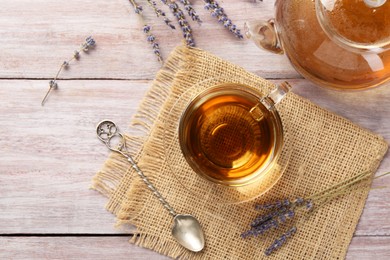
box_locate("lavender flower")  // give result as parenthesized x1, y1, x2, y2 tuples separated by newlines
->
(147, 34, 156, 42)
(179, 0, 202, 24)
(49, 80, 58, 90)
(242, 205, 296, 241)
(252, 219, 279, 236)
(285, 210, 295, 219)
(242, 197, 320, 255)
(81, 36, 96, 51)
(250, 213, 273, 228)
(305, 200, 313, 211)
(242, 198, 301, 240)
(129, 0, 163, 62)
(41, 36, 96, 106)
(134, 5, 143, 14)
(73, 50, 80, 59)
(146, 0, 176, 29)
(143, 25, 151, 33)
(294, 197, 304, 205)
(241, 219, 278, 238)
(143, 25, 163, 63)
(163, 1, 195, 47)
(203, 0, 243, 39)
(265, 227, 297, 256)
(255, 199, 290, 210)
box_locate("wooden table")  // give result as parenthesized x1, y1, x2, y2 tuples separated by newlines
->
(1, 1, 389, 259)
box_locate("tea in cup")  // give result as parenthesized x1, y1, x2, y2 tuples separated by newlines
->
(179, 82, 290, 186)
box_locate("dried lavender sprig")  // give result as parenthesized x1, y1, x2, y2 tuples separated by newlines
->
(242, 197, 306, 239)
(163, 1, 195, 47)
(244, 187, 368, 240)
(178, 0, 202, 24)
(242, 172, 390, 256)
(203, 0, 243, 39)
(242, 208, 295, 238)
(242, 202, 298, 255)
(255, 198, 290, 210)
(242, 218, 274, 237)
(129, 0, 163, 62)
(251, 206, 289, 227)
(264, 227, 297, 256)
(143, 25, 163, 62)
(250, 212, 275, 228)
(242, 218, 279, 238)
(252, 219, 279, 236)
(134, 4, 143, 13)
(41, 36, 96, 106)
(146, 0, 176, 29)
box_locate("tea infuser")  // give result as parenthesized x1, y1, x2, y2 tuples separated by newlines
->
(96, 120, 205, 252)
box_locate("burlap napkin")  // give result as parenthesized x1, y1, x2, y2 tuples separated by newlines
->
(92, 46, 388, 259)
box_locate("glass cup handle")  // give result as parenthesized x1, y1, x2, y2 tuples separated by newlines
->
(250, 82, 291, 121)
(265, 81, 291, 107)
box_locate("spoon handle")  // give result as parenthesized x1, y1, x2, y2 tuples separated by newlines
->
(126, 155, 177, 217)
(96, 120, 177, 217)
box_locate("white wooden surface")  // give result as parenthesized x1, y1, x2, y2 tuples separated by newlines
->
(0, 0, 389, 259)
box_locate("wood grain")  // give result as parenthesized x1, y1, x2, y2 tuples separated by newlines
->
(0, 0, 297, 80)
(1, 0, 390, 258)
(0, 237, 170, 260)
(1, 236, 389, 259)
(0, 80, 148, 234)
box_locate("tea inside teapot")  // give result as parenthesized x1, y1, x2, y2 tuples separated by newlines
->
(317, 0, 390, 49)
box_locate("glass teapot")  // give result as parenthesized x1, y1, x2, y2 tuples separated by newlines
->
(245, 0, 390, 90)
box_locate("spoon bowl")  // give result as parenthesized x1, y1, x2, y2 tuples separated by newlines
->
(172, 214, 205, 252)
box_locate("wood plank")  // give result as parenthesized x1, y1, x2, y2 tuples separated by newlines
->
(0, 236, 170, 260)
(0, 79, 149, 234)
(0, 79, 389, 236)
(0, 0, 297, 80)
(347, 236, 390, 259)
(0, 236, 389, 259)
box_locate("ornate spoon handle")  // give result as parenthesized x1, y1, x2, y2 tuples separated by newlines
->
(126, 155, 177, 216)
(96, 120, 176, 217)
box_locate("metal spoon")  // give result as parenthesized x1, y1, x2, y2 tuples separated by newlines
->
(96, 120, 205, 252)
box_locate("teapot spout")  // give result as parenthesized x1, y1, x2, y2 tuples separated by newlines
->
(244, 19, 284, 54)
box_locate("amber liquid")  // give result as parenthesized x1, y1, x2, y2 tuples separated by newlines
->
(328, 0, 390, 45)
(276, 0, 390, 89)
(180, 90, 277, 183)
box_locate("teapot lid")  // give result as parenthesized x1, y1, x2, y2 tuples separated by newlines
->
(316, 0, 390, 51)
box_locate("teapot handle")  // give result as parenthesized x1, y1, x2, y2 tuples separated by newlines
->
(244, 19, 284, 54)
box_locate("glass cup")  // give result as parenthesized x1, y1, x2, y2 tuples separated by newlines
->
(178, 82, 291, 187)
(163, 77, 292, 204)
